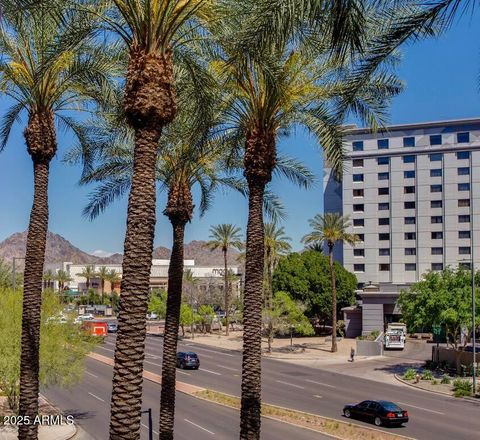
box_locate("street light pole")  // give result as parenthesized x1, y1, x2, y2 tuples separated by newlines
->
(471, 253, 476, 396)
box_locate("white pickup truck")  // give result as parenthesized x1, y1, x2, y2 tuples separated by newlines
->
(384, 323, 407, 350)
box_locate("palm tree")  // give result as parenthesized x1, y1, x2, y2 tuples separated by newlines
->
(87, 2, 211, 436)
(211, 3, 404, 435)
(264, 223, 291, 309)
(96, 266, 110, 301)
(55, 269, 72, 291)
(43, 270, 55, 290)
(302, 213, 358, 353)
(183, 268, 199, 338)
(105, 269, 121, 294)
(0, 4, 117, 437)
(205, 224, 244, 336)
(76, 265, 97, 293)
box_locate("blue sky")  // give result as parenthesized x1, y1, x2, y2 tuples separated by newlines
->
(1, 12, 480, 255)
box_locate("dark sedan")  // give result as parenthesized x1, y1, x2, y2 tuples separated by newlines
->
(343, 400, 409, 427)
(176, 352, 200, 370)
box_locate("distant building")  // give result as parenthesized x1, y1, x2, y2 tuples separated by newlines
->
(324, 118, 480, 335)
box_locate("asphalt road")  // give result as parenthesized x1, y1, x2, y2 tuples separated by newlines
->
(83, 334, 480, 440)
(43, 358, 330, 440)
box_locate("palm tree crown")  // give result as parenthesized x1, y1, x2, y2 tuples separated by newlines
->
(206, 224, 244, 254)
(302, 213, 358, 250)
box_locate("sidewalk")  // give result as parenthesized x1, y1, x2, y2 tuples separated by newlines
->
(0, 424, 76, 440)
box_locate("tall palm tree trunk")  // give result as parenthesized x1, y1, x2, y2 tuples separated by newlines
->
(223, 248, 229, 336)
(328, 243, 337, 353)
(18, 160, 50, 440)
(109, 124, 160, 439)
(159, 220, 186, 440)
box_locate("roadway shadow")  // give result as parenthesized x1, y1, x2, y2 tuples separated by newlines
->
(60, 410, 96, 421)
(373, 361, 424, 376)
(341, 415, 407, 430)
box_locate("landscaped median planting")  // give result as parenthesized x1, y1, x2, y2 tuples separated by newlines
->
(192, 389, 414, 440)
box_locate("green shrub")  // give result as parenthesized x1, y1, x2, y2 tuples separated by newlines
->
(441, 375, 451, 385)
(431, 379, 438, 385)
(403, 368, 417, 380)
(370, 330, 380, 340)
(453, 379, 472, 397)
(421, 370, 434, 380)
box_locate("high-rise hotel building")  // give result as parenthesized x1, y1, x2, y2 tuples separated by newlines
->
(324, 118, 480, 334)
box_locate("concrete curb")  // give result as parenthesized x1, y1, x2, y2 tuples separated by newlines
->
(393, 374, 480, 403)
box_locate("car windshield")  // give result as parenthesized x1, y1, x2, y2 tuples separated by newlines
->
(186, 353, 197, 358)
(380, 401, 402, 411)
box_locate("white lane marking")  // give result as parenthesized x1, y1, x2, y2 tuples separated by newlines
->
(275, 380, 305, 389)
(200, 368, 222, 376)
(184, 418, 215, 435)
(88, 392, 105, 402)
(141, 423, 159, 435)
(216, 364, 238, 372)
(143, 360, 191, 376)
(305, 379, 337, 389)
(397, 402, 444, 415)
(183, 345, 234, 357)
(98, 346, 115, 353)
(313, 395, 323, 399)
(145, 353, 160, 359)
(85, 370, 98, 378)
(104, 340, 116, 347)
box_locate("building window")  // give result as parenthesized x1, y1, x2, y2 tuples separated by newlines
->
(377, 157, 390, 165)
(354, 264, 365, 272)
(378, 202, 389, 210)
(379, 233, 390, 241)
(460, 262, 472, 270)
(378, 172, 389, 180)
(430, 134, 442, 145)
(431, 247, 443, 255)
(459, 247, 471, 255)
(379, 264, 390, 271)
(379, 248, 390, 256)
(405, 248, 416, 256)
(353, 174, 364, 182)
(352, 158, 364, 167)
(404, 170, 415, 179)
(431, 263, 443, 271)
(404, 201, 416, 209)
(354, 249, 365, 257)
(430, 169, 442, 177)
(431, 200, 442, 208)
(353, 218, 364, 227)
(378, 187, 389, 195)
(403, 155, 415, 163)
(378, 139, 389, 149)
(430, 184, 442, 193)
(459, 231, 471, 239)
(378, 218, 390, 226)
(459, 215, 471, 223)
(405, 263, 417, 271)
(431, 231, 443, 239)
(405, 232, 416, 240)
(457, 132, 470, 143)
(458, 183, 470, 191)
(404, 186, 415, 194)
(458, 199, 470, 207)
(353, 204, 364, 212)
(403, 137, 415, 147)
(429, 153, 443, 161)
(431, 216, 443, 224)
(458, 167, 470, 175)
(405, 217, 416, 224)
(457, 151, 470, 159)
(357, 234, 365, 242)
(353, 189, 364, 197)
(352, 141, 364, 151)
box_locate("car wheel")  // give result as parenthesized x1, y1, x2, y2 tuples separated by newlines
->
(344, 409, 351, 418)
(194, 366, 199, 370)
(374, 417, 382, 427)
(180, 362, 185, 369)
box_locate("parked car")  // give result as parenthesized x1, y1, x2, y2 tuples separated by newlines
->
(343, 400, 408, 427)
(107, 322, 118, 333)
(146, 312, 158, 320)
(176, 352, 200, 370)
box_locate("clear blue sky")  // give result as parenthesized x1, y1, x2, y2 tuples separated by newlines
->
(1, 12, 480, 255)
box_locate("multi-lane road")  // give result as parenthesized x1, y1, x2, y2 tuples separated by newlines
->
(44, 334, 480, 439)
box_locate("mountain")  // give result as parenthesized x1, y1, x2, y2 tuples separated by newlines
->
(0, 232, 241, 267)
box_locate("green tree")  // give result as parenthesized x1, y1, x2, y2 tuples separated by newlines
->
(398, 268, 480, 348)
(263, 291, 313, 353)
(0, 259, 17, 289)
(205, 224, 244, 336)
(0, 288, 99, 413)
(302, 213, 358, 352)
(148, 291, 168, 319)
(196, 305, 216, 334)
(42, 270, 55, 290)
(76, 265, 97, 293)
(96, 266, 110, 300)
(179, 303, 194, 337)
(54, 269, 72, 291)
(105, 269, 121, 294)
(273, 250, 357, 331)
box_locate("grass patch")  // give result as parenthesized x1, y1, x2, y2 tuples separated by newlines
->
(194, 389, 410, 440)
